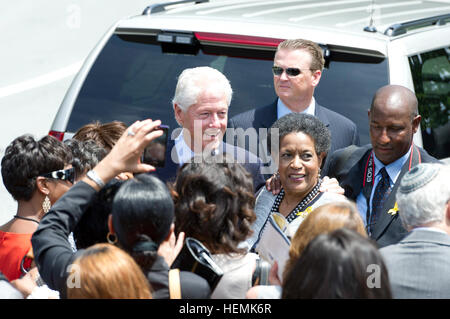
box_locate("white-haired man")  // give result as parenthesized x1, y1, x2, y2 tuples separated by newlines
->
(380, 163, 450, 298)
(151, 66, 266, 192)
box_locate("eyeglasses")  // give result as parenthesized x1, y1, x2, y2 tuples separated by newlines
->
(272, 66, 311, 77)
(40, 167, 75, 184)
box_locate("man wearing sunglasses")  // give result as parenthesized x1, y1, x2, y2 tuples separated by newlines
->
(228, 38, 359, 177)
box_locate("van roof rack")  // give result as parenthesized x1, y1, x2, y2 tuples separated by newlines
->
(384, 13, 450, 37)
(142, 0, 209, 15)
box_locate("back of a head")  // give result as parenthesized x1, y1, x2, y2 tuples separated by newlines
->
(73, 121, 127, 152)
(64, 139, 107, 180)
(397, 163, 449, 230)
(284, 202, 366, 280)
(172, 66, 233, 112)
(111, 174, 174, 269)
(173, 157, 256, 254)
(282, 228, 391, 299)
(370, 84, 418, 118)
(66, 243, 151, 299)
(1, 134, 72, 201)
(73, 179, 124, 249)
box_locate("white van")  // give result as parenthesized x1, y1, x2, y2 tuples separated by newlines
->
(49, 0, 450, 160)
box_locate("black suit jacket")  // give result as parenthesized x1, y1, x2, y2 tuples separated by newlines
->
(150, 138, 266, 193)
(228, 99, 360, 176)
(327, 144, 440, 247)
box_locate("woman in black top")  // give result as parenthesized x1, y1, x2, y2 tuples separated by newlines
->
(31, 119, 210, 299)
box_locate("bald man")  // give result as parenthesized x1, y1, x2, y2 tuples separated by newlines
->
(328, 85, 439, 247)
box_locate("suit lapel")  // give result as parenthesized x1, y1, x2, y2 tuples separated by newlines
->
(258, 100, 278, 129)
(314, 103, 331, 128)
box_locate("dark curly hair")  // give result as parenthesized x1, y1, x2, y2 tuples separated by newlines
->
(1, 134, 73, 201)
(267, 113, 331, 157)
(64, 139, 107, 180)
(172, 156, 256, 255)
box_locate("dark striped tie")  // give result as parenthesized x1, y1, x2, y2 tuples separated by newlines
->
(369, 167, 391, 235)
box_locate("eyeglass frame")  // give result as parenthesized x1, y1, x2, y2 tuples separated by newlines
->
(272, 65, 312, 77)
(39, 167, 75, 184)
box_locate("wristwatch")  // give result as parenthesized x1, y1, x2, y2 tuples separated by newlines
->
(86, 170, 105, 188)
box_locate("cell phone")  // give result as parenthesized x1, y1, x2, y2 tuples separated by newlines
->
(141, 125, 169, 167)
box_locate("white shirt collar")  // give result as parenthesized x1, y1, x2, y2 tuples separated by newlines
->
(174, 130, 222, 166)
(373, 147, 411, 184)
(277, 97, 315, 119)
(174, 130, 195, 166)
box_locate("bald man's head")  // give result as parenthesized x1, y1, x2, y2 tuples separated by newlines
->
(370, 85, 418, 120)
(368, 85, 421, 165)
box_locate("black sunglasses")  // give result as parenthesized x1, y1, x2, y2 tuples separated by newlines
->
(272, 66, 311, 77)
(40, 167, 75, 184)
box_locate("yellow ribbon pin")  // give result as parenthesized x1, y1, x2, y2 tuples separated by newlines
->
(388, 202, 399, 216)
(296, 206, 313, 218)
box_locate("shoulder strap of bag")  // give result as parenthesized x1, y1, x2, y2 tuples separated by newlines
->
(168, 268, 181, 299)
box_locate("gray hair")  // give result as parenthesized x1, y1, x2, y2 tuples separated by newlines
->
(172, 66, 233, 112)
(397, 163, 450, 229)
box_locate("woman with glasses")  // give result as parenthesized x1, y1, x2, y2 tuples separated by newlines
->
(0, 134, 73, 281)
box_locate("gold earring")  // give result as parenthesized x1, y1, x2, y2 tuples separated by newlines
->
(106, 232, 118, 245)
(42, 195, 51, 214)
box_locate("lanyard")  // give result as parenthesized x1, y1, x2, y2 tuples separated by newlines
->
(362, 144, 421, 229)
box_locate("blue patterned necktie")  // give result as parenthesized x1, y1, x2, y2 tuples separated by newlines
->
(369, 167, 391, 234)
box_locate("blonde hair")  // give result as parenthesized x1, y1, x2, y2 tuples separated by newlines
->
(277, 39, 325, 72)
(67, 243, 152, 299)
(283, 201, 367, 281)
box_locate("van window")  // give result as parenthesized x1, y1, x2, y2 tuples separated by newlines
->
(409, 47, 450, 159)
(67, 33, 388, 146)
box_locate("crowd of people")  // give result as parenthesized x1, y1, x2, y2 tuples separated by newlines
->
(0, 38, 448, 300)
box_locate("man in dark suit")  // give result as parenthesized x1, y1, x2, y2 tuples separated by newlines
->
(228, 39, 359, 176)
(380, 163, 450, 298)
(328, 85, 440, 248)
(151, 66, 265, 192)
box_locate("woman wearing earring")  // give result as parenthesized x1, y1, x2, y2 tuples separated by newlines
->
(248, 113, 348, 250)
(0, 134, 73, 281)
(31, 119, 211, 299)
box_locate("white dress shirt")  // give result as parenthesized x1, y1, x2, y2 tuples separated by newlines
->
(276, 97, 316, 119)
(174, 130, 221, 166)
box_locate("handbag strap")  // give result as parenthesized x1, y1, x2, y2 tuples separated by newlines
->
(168, 268, 181, 299)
